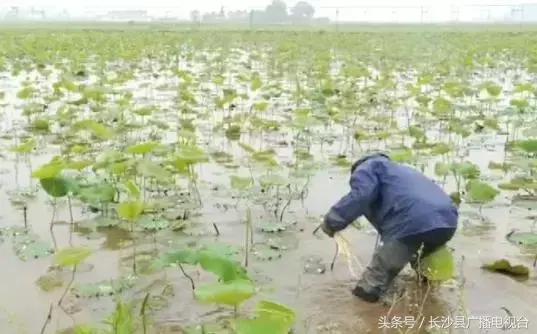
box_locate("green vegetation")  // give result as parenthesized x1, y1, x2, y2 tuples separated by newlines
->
(0, 23, 536, 333)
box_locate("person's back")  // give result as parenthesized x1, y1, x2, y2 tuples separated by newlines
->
(370, 158, 458, 241)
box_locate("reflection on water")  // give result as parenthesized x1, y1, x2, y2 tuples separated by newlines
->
(73, 223, 132, 251)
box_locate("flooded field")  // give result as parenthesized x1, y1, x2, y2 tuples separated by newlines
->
(0, 25, 537, 334)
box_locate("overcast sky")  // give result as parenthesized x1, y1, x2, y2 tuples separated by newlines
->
(3, 0, 537, 21)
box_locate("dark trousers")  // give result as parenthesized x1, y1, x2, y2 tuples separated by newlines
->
(356, 228, 456, 298)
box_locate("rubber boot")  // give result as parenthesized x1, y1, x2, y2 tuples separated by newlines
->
(352, 284, 380, 303)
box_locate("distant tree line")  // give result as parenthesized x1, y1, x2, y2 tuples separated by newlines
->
(190, 1, 329, 24)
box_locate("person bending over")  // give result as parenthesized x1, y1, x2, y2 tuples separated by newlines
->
(320, 153, 459, 302)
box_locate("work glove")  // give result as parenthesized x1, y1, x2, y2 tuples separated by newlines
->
(320, 222, 336, 238)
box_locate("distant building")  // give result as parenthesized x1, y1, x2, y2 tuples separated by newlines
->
(2, 7, 45, 20)
(102, 10, 150, 22)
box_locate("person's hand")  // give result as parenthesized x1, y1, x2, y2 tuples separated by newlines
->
(320, 222, 336, 238)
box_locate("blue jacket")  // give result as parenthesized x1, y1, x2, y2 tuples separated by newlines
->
(324, 153, 458, 241)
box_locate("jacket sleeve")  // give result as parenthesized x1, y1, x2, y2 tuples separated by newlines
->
(324, 160, 379, 231)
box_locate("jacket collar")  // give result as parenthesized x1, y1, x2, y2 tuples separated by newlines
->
(351, 152, 390, 173)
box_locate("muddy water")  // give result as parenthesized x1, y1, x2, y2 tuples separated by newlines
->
(0, 72, 536, 334)
(1, 149, 536, 334)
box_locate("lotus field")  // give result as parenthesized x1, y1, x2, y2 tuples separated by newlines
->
(1, 24, 537, 334)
